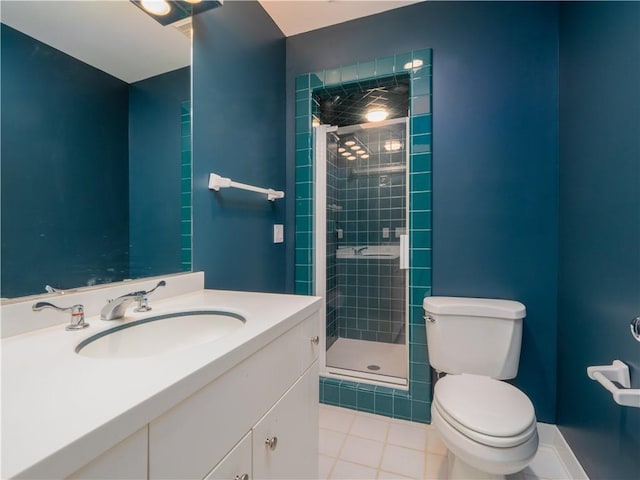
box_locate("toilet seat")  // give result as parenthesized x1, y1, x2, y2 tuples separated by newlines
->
(433, 374, 537, 448)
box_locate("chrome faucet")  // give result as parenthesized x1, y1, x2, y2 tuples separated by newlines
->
(100, 280, 166, 321)
(32, 302, 89, 331)
(45, 285, 66, 295)
(354, 246, 368, 255)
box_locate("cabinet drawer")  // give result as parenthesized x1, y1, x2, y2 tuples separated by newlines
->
(252, 363, 319, 480)
(149, 325, 303, 479)
(67, 427, 147, 480)
(204, 431, 252, 480)
(301, 311, 320, 372)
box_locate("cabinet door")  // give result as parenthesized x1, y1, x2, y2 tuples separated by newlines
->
(149, 324, 302, 479)
(205, 431, 252, 480)
(252, 363, 319, 480)
(67, 427, 147, 480)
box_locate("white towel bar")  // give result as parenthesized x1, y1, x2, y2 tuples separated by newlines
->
(587, 360, 640, 408)
(208, 173, 284, 201)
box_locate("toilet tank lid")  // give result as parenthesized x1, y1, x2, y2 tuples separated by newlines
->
(423, 297, 526, 319)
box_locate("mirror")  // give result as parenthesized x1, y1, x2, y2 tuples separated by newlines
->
(1, 1, 192, 299)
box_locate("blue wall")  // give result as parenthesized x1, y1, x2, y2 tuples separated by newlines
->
(558, 2, 640, 478)
(192, 1, 286, 292)
(0, 24, 130, 297)
(286, 1, 559, 423)
(129, 67, 190, 278)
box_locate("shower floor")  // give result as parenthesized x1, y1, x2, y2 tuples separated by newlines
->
(326, 337, 407, 383)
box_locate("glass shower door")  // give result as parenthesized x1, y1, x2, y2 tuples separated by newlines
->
(318, 118, 409, 385)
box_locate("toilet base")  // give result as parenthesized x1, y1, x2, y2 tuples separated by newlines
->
(447, 451, 507, 480)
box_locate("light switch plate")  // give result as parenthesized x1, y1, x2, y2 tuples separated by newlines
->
(273, 224, 284, 243)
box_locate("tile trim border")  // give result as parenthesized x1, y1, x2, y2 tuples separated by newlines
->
(295, 49, 433, 423)
(180, 100, 193, 272)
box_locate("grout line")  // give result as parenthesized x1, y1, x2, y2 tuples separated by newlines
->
(376, 417, 391, 473)
(334, 412, 354, 468)
(325, 455, 337, 480)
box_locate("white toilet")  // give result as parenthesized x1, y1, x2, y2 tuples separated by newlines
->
(423, 297, 539, 480)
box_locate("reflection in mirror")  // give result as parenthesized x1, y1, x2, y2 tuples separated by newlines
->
(1, 1, 193, 299)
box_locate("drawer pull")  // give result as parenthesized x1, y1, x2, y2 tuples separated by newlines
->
(234, 474, 249, 480)
(265, 436, 278, 450)
(310, 336, 319, 345)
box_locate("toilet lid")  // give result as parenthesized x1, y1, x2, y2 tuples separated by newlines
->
(434, 374, 536, 440)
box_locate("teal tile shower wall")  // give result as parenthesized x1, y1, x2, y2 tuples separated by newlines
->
(295, 49, 433, 422)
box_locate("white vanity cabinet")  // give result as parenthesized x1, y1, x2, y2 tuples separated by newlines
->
(204, 431, 252, 480)
(149, 311, 320, 480)
(2, 282, 323, 480)
(67, 427, 148, 480)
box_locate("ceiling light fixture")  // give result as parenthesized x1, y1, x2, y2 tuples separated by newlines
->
(384, 140, 403, 152)
(360, 154, 370, 159)
(350, 145, 361, 151)
(366, 108, 389, 122)
(403, 59, 424, 70)
(344, 140, 356, 146)
(132, 0, 221, 26)
(341, 152, 351, 157)
(338, 147, 346, 153)
(347, 155, 357, 161)
(140, 0, 171, 15)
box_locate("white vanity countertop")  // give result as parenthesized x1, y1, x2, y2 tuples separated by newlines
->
(0, 289, 321, 479)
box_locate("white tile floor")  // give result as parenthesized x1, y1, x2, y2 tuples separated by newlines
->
(319, 404, 574, 480)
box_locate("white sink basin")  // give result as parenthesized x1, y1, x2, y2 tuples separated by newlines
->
(76, 310, 245, 359)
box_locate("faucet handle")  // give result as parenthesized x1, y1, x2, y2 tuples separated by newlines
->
(32, 302, 89, 331)
(134, 296, 152, 313)
(132, 281, 166, 312)
(144, 280, 166, 296)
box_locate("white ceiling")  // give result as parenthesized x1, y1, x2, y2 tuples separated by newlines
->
(259, 0, 423, 37)
(0, 0, 422, 83)
(1, 1, 191, 84)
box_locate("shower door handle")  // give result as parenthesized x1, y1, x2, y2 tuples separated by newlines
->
(399, 234, 409, 270)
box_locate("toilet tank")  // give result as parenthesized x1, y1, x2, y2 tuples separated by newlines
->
(423, 297, 526, 380)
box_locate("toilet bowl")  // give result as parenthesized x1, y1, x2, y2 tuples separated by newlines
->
(432, 373, 538, 479)
(423, 297, 539, 479)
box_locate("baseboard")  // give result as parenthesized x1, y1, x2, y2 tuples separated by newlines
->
(537, 423, 589, 480)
